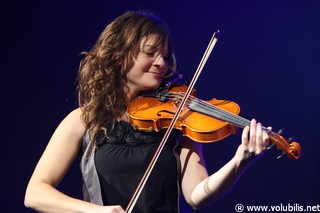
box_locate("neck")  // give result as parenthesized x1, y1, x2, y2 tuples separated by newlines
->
(126, 89, 139, 104)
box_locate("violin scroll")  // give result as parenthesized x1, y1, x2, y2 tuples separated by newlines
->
(268, 131, 302, 160)
(287, 142, 302, 160)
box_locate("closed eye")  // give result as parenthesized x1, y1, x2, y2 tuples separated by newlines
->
(143, 51, 156, 57)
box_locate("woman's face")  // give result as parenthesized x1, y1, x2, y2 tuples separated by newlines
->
(126, 34, 169, 97)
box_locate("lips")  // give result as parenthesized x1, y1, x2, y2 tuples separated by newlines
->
(148, 71, 162, 77)
(149, 72, 160, 75)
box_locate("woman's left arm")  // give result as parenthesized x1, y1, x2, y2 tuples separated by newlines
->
(179, 119, 270, 210)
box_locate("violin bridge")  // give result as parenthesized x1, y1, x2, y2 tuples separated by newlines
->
(156, 92, 167, 102)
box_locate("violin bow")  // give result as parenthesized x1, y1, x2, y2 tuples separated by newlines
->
(126, 31, 220, 213)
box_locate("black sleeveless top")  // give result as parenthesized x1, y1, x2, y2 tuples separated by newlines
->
(94, 121, 182, 213)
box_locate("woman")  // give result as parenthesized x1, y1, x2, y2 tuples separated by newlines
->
(24, 10, 270, 213)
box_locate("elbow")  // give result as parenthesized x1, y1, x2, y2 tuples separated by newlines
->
(187, 188, 228, 211)
(24, 197, 33, 209)
(187, 196, 217, 211)
(185, 193, 206, 211)
(188, 201, 207, 211)
(190, 204, 203, 211)
(187, 201, 206, 211)
(24, 186, 35, 209)
(24, 183, 40, 210)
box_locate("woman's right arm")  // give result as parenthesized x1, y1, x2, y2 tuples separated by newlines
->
(24, 108, 125, 213)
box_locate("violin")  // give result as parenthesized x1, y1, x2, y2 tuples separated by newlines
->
(127, 84, 302, 160)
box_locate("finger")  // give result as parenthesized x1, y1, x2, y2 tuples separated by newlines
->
(262, 127, 271, 149)
(255, 122, 263, 154)
(113, 205, 126, 213)
(242, 125, 250, 148)
(249, 119, 257, 153)
(267, 126, 272, 132)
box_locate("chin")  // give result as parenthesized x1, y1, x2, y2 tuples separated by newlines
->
(144, 81, 161, 90)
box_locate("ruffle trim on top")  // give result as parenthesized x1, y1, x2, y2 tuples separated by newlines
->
(95, 121, 181, 147)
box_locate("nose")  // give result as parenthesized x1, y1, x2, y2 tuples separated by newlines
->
(153, 54, 167, 70)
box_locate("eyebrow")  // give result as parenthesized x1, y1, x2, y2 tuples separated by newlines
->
(143, 44, 168, 54)
(143, 44, 157, 49)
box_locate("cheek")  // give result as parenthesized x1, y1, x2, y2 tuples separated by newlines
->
(133, 57, 152, 71)
(140, 58, 154, 70)
(126, 68, 139, 81)
(126, 64, 147, 81)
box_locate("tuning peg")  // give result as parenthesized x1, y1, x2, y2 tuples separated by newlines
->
(288, 136, 295, 143)
(266, 143, 275, 150)
(277, 152, 286, 160)
(278, 129, 285, 135)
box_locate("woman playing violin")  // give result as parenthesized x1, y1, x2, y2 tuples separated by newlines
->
(24, 10, 271, 213)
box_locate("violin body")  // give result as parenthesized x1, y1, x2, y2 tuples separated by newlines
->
(127, 85, 239, 143)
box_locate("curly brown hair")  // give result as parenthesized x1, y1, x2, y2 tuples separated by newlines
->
(77, 10, 177, 138)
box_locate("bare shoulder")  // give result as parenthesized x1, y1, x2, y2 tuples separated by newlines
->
(49, 108, 86, 146)
(61, 108, 84, 128)
(65, 107, 84, 123)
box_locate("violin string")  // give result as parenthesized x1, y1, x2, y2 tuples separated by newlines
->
(186, 96, 279, 148)
(182, 93, 270, 132)
(169, 93, 249, 127)
(195, 99, 272, 133)
(162, 92, 302, 159)
(164, 92, 252, 128)
(195, 99, 250, 127)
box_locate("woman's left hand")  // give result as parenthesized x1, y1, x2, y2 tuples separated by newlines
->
(235, 119, 271, 162)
